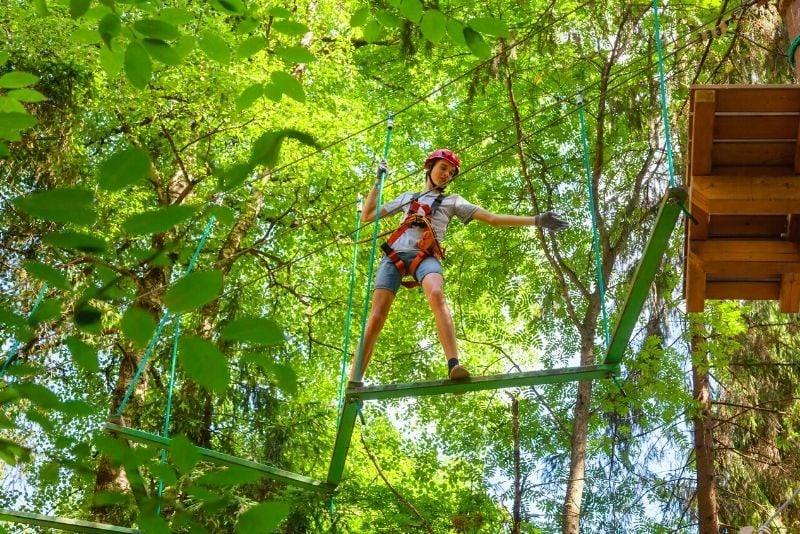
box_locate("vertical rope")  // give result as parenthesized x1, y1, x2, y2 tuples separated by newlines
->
(652, 0, 678, 188)
(337, 196, 363, 423)
(116, 215, 217, 417)
(1, 283, 48, 376)
(352, 113, 394, 382)
(577, 93, 610, 349)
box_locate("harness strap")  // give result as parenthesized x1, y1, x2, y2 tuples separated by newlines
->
(382, 192, 446, 289)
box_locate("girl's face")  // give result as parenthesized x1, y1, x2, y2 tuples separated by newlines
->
(428, 159, 457, 188)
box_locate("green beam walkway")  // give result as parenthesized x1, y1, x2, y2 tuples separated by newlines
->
(604, 186, 687, 365)
(0, 509, 138, 533)
(327, 363, 619, 485)
(105, 423, 334, 494)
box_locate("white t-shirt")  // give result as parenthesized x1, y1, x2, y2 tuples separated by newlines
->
(381, 190, 479, 252)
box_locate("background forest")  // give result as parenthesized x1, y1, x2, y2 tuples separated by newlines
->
(1, 0, 799, 532)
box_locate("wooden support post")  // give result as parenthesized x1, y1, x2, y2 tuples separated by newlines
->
(686, 255, 706, 312)
(691, 90, 716, 175)
(780, 273, 800, 312)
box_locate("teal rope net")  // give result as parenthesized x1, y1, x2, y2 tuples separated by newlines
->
(1, 283, 48, 376)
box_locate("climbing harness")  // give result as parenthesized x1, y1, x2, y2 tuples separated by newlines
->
(380, 192, 446, 288)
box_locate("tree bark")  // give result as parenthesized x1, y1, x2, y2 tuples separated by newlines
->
(692, 330, 719, 533)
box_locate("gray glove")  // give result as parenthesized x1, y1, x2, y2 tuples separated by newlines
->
(535, 211, 569, 232)
(375, 159, 389, 181)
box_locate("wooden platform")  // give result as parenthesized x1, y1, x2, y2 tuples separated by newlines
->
(686, 85, 800, 313)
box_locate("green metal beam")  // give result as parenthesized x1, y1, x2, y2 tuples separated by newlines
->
(327, 396, 361, 486)
(0, 509, 138, 533)
(604, 186, 687, 365)
(105, 423, 334, 493)
(345, 364, 619, 402)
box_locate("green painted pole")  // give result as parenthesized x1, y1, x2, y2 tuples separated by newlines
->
(604, 187, 686, 365)
(327, 395, 361, 486)
(344, 364, 619, 401)
(0, 509, 138, 534)
(105, 423, 334, 493)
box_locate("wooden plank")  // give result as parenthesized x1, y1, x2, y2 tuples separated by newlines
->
(696, 261, 800, 278)
(692, 175, 800, 214)
(715, 114, 799, 140)
(708, 215, 787, 238)
(780, 273, 800, 312)
(713, 165, 795, 176)
(795, 111, 800, 174)
(789, 214, 800, 241)
(693, 85, 800, 113)
(713, 142, 796, 168)
(691, 89, 715, 175)
(706, 281, 780, 300)
(685, 255, 707, 313)
(690, 240, 800, 263)
(688, 201, 708, 240)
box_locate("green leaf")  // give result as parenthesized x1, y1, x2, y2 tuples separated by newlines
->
(0, 52, 8, 66)
(70, 28, 101, 45)
(23, 260, 71, 291)
(43, 231, 107, 253)
(34, 0, 49, 16)
(199, 31, 231, 64)
(7, 89, 47, 103)
(0, 141, 8, 158)
(120, 306, 156, 349)
(211, 0, 245, 15)
(164, 270, 223, 312)
(274, 46, 315, 64)
(237, 36, 266, 59)
(235, 83, 263, 111)
(98, 12, 121, 46)
(124, 41, 152, 89)
(0, 72, 39, 89)
(121, 204, 198, 235)
(270, 71, 304, 102)
(70, 0, 91, 19)
(363, 20, 381, 43)
(463, 27, 491, 58)
(240, 356, 296, 396)
(398, 0, 423, 23)
(216, 162, 254, 191)
(0, 306, 25, 328)
(375, 10, 401, 29)
(142, 39, 182, 65)
(350, 7, 369, 27)
(170, 435, 200, 474)
(179, 335, 229, 394)
(66, 336, 99, 372)
(236, 502, 291, 534)
(173, 35, 196, 61)
(159, 8, 194, 26)
(59, 399, 95, 417)
(0, 437, 32, 466)
(250, 129, 318, 169)
(267, 7, 291, 18)
(73, 305, 102, 333)
(29, 298, 61, 324)
(420, 10, 447, 44)
(446, 19, 467, 47)
(272, 20, 309, 36)
(134, 19, 181, 40)
(468, 17, 510, 38)
(196, 466, 261, 487)
(262, 83, 282, 102)
(234, 17, 260, 35)
(0, 96, 27, 114)
(16, 383, 60, 409)
(13, 188, 96, 225)
(99, 45, 124, 77)
(98, 147, 151, 191)
(221, 317, 284, 345)
(0, 111, 38, 129)
(209, 205, 236, 226)
(145, 461, 177, 486)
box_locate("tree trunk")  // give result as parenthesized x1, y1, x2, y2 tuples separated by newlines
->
(562, 328, 597, 534)
(692, 331, 719, 533)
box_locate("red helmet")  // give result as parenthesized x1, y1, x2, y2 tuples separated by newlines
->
(424, 148, 460, 176)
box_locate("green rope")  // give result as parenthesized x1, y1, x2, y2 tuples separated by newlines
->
(337, 196, 363, 424)
(788, 33, 800, 67)
(1, 283, 48, 376)
(352, 113, 394, 383)
(116, 215, 217, 417)
(652, 0, 677, 188)
(578, 93, 610, 350)
(157, 314, 182, 503)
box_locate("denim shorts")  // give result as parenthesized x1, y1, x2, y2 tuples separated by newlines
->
(374, 251, 442, 294)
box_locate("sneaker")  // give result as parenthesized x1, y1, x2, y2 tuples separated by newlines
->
(448, 364, 470, 380)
